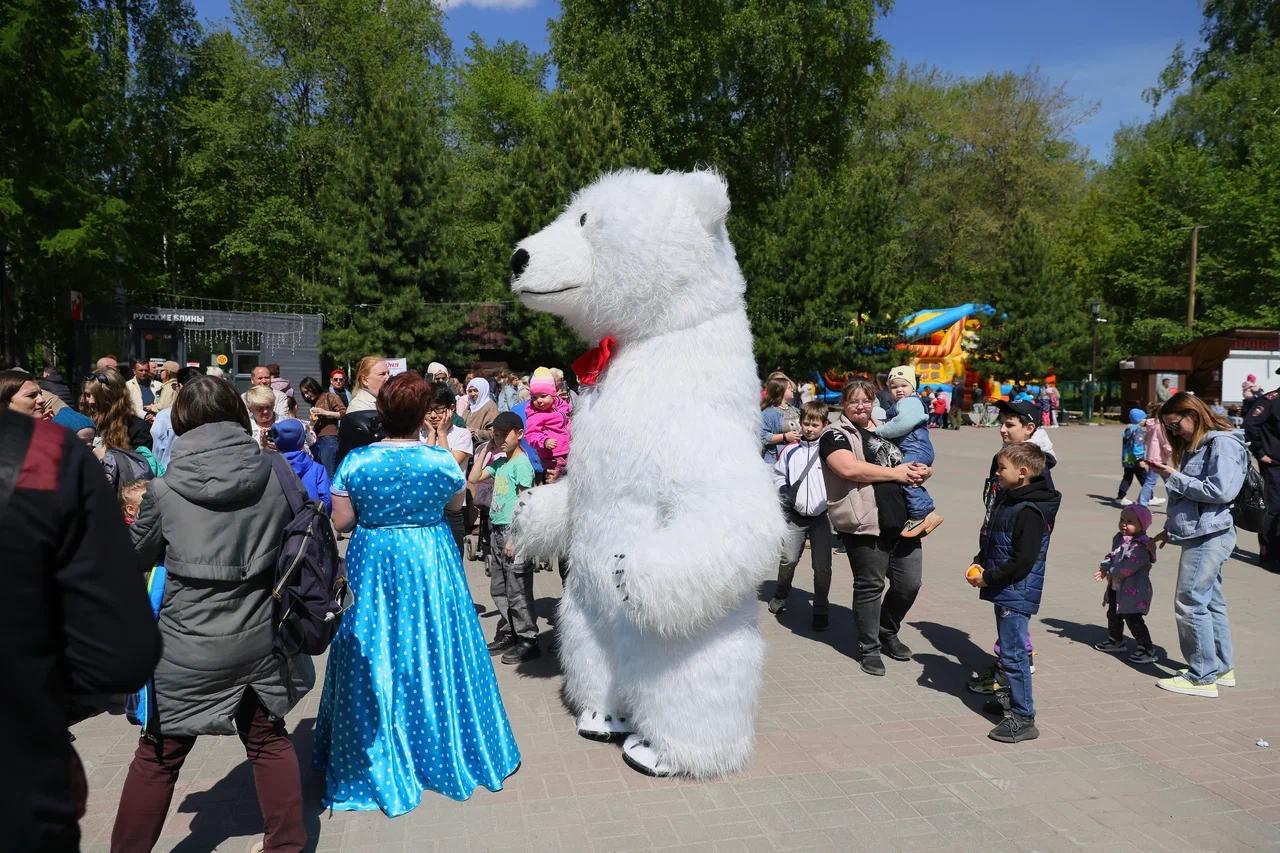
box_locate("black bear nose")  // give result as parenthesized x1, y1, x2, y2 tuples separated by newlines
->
(510, 248, 529, 278)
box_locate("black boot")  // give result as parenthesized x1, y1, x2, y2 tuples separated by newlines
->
(988, 713, 1039, 743)
(501, 639, 541, 665)
(487, 635, 515, 655)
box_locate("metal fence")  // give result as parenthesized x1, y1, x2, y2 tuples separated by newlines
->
(1055, 379, 1124, 418)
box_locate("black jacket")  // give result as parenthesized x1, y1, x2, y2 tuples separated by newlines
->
(336, 409, 384, 468)
(1245, 389, 1280, 462)
(127, 414, 153, 450)
(0, 412, 161, 852)
(39, 373, 75, 409)
(976, 476, 1062, 590)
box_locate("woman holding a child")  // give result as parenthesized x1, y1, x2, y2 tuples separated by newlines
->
(820, 379, 932, 677)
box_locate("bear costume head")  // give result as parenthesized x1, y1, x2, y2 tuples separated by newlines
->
(509, 169, 744, 342)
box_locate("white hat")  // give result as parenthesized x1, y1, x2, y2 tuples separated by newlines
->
(887, 365, 917, 391)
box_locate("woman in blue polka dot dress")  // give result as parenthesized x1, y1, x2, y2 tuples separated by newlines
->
(314, 371, 521, 816)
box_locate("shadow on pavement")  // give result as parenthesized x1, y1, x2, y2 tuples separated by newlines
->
(1040, 617, 1182, 675)
(908, 620, 999, 719)
(759, 578, 860, 661)
(172, 718, 325, 853)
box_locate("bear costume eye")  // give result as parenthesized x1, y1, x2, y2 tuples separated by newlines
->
(579, 212, 588, 227)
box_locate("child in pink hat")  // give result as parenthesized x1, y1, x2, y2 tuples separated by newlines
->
(1093, 504, 1158, 663)
(524, 366, 571, 482)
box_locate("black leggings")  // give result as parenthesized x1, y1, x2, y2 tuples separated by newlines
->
(1105, 587, 1152, 648)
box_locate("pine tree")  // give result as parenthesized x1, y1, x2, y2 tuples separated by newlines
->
(974, 212, 1079, 380)
(319, 86, 470, 367)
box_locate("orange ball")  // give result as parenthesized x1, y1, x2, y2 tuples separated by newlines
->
(966, 565, 982, 581)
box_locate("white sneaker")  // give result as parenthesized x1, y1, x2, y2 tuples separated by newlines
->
(1156, 674, 1219, 698)
(1119, 498, 1134, 506)
(622, 733, 675, 777)
(1148, 498, 1166, 506)
(576, 709, 634, 742)
(1179, 667, 1235, 687)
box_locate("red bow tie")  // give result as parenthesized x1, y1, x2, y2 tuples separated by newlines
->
(572, 336, 616, 387)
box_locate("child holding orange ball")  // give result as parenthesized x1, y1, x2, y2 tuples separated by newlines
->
(966, 442, 1061, 743)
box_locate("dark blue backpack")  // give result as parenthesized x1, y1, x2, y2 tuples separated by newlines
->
(265, 453, 353, 655)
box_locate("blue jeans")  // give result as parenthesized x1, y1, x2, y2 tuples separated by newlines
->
(900, 442, 935, 519)
(904, 484, 935, 519)
(995, 606, 1034, 718)
(314, 435, 339, 480)
(1174, 528, 1236, 684)
(1138, 468, 1159, 505)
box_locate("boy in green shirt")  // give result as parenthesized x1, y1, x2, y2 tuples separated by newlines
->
(470, 411, 540, 663)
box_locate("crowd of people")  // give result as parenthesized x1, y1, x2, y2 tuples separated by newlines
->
(2, 350, 1275, 851)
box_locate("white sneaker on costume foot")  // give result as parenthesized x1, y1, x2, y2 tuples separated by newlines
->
(621, 733, 675, 777)
(576, 709, 634, 742)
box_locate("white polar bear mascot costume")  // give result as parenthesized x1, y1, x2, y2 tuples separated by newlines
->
(509, 168, 785, 778)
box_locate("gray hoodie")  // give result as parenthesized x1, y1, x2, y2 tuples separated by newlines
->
(132, 421, 314, 736)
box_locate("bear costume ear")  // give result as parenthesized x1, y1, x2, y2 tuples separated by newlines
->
(682, 169, 730, 233)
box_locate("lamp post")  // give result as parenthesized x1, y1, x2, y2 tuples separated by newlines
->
(1087, 298, 1107, 422)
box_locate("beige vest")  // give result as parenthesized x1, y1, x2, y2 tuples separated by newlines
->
(820, 417, 881, 536)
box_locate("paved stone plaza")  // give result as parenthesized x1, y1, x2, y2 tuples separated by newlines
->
(73, 425, 1280, 852)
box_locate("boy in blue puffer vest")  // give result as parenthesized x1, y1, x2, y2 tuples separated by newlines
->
(967, 441, 1061, 743)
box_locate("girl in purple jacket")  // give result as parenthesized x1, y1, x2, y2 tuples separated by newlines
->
(1092, 504, 1157, 663)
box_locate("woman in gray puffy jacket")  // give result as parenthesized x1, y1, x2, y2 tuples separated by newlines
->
(111, 376, 314, 853)
(1147, 392, 1249, 700)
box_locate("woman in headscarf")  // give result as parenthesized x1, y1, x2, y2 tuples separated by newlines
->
(463, 376, 498, 446)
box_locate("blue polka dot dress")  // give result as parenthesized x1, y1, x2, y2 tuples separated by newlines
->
(313, 441, 521, 816)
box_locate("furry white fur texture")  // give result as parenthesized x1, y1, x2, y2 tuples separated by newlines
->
(510, 169, 785, 778)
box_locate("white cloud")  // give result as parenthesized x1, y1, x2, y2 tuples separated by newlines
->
(438, 0, 538, 10)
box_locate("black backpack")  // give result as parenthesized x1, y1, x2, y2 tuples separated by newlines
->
(265, 453, 353, 655)
(1205, 437, 1269, 533)
(103, 447, 154, 493)
(1234, 460, 1268, 533)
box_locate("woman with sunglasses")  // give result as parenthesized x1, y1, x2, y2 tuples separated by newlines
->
(82, 369, 152, 451)
(1146, 392, 1250, 698)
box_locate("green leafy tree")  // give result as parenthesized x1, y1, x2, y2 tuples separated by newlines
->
(174, 29, 312, 301)
(0, 0, 124, 366)
(741, 161, 900, 375)
(318, 85, 469, 367)
(973, 212, 1082, 380)
(551, 0, 888, 213)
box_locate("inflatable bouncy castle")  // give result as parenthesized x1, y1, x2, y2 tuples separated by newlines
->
(897, 304, 994, 393)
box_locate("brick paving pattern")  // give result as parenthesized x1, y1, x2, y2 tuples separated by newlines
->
(74, 425, 1280, 851)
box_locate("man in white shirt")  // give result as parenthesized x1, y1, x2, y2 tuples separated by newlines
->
(241, 365, 290, 420)
(125, 359, 161, 421)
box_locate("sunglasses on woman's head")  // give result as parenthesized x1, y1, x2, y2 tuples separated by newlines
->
(90, 372, 111, 385)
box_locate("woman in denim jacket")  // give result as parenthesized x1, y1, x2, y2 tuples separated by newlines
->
(1147, 392, 1249, 698)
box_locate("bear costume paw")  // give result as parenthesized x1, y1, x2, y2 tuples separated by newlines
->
(622, 734, 675, 778)
(511, 479, 572, 561)
(575, 708, 635, 742)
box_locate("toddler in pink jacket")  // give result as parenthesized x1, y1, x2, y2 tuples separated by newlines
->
(524, 366, 571, 482)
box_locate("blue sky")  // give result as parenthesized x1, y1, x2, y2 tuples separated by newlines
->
(192, 0, 1205, 162)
